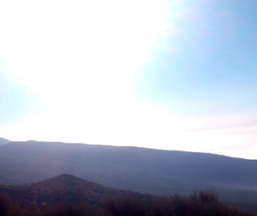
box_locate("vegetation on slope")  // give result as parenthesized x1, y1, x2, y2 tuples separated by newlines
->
(0, 174, 154, 209)
(0, 190, 254, 216)
(0, 174, 255, 216)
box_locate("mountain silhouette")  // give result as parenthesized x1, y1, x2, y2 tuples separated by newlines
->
(1, 138, 257, 207)
(0, 173, 153, 209)
(0, 137, 10, 146)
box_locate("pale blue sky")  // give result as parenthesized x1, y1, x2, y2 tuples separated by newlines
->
(137, 0, 257, 116)
(0, 0, 257, 159)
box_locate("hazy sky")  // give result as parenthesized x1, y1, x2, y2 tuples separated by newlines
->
(0, 0, 257, 159)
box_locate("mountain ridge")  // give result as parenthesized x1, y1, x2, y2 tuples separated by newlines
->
(0, 137, 10, 146)
(1, 139, 257, 196)
(1, 137, 255, 161)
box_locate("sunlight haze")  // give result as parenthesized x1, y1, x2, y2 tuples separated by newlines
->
(0, 0, 257, 159)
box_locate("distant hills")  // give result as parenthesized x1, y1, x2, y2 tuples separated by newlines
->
(1, 138, 257, 207)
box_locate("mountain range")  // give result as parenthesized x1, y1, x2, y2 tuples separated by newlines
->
(1, 138, 257, 207)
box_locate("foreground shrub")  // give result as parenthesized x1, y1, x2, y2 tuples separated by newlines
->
(104, 197, 148, 216)
(0, 193, 11, 216)
(198, 190, 219, 203)
(104, 191, 254, 216)
(40, 203, 95, 216)
(0, 193, 20, 216)
(0, 190, 254, 216)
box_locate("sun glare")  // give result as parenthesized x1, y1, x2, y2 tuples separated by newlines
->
(0, 0, 174, 145)
(0, 0, 171, 96)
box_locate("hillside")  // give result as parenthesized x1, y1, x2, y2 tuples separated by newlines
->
(0, 174, 254, 216)
(0, 137, 10, 146)
(0, 174, 154, 209)
(1, 140, 257, 190)
(1, 139, 257, 208)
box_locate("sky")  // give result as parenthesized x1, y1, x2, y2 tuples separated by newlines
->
(0, 0, 257, 159)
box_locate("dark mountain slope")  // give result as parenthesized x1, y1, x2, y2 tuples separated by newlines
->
(0, 174, 256, 216)
(0, 174, 154, 209)
(0, 140, 257, 195)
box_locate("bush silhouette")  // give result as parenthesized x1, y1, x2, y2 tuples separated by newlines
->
(40, 203, 95, 216)
(0, 190, 254, 216)
(104, 197, 147, 216)
(0, 193, 11, 216)
(104, 191, 254, 216)
(199, 190, 219, 203)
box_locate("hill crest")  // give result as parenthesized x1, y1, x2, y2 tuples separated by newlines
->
(0, 174, 154, 209)
(0, 137, 10, 146)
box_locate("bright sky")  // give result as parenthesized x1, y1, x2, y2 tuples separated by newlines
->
(0, 0, 257, 159)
